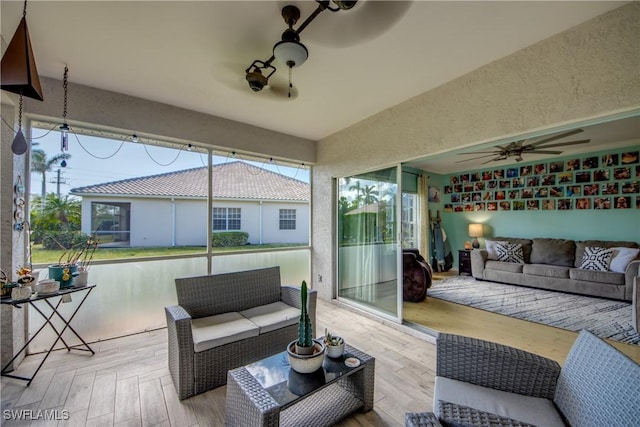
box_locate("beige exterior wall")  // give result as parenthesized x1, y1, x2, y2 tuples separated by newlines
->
(311, 3, 640, 300)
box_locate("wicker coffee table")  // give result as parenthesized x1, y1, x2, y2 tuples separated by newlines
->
(224, 343, 375, 426)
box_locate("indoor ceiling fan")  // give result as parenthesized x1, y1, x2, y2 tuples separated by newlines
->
(455, 129, 591, 164)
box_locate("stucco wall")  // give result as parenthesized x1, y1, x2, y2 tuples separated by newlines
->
(311, 3, 640, 301)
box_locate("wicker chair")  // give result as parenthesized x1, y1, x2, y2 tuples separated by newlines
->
(165, 266, 316, 400)
(406, 330, 640, 426)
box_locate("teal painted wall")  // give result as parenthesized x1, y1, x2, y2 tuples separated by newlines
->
(426, 146, 640, 269)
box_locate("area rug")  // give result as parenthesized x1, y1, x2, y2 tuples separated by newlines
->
(428, 276, 639, 345)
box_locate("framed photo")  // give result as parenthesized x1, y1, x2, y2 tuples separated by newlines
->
(534, 163, 547, 174)
(454, 204, 463, 212)
(464, 183, 474, 192)
(549, 161, 564, 173)
(460, 173, 470, 182)
(470, 172, 482, 182)
(472, 192, 482, 201)
(464, 203, 474, 212)
(593, 170, 609, 182)
(487, 202, 498, 211)
(566, 159, 580, 171)
(575, 171, 591, 183)
(594, 197, 611, 209)
(550, 187, 564, 197)
(454, 184, 463, 192)
(450, 176, 460, 185)
(482, 170, 493, 181)
(508, 190, 520, 199)
(583, 184, 599, 196)
(636, 165, 640, 177)
(429, 186, 441, 202)
(526, 200, 540, 210)
(558, 173, 573, 184)
(566, 185, 581, 196)
(493, 169, 504, 179)
(513, 201, 525, 211)
(519, 165, 532, 176)
(602, 182, 619, 195)
(621, 181, 638, 194)
(576, 198, 591, 210)
(461, 193, 471, 202)
(613, 167, 631, 180)
(542, 174, 556, 185)
(451, 193, 460, 203)
(482, 191, 492, 200)
(506, 168, 519, 178)
(499, 201, 511, 211)
(444, 204, 453, 212)
(542, 199, 555, 210)
(521, 188, 533, 199)
(487, 181, 498, 189)
(475, 202, 486, 211)
(444, 185, 452, 194)
(499, 180, 511, 189)
(475, 181, 486, 191)
(582, 156, 598, 169)
(535, 187, 548, 198)
(614, 196, 631, 209)
(621, 151, 639, 164)
(526, 176, 540, 187)
(495, 190, 506, 200)
(512, 178, 524, 188)
(558, 199, 573, 210)
(602, 154, 618, 167)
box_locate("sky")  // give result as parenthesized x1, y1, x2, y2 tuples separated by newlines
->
(29, 126, 310, 198)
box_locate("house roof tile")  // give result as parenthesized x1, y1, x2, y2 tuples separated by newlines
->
(70, 161, 309, 201)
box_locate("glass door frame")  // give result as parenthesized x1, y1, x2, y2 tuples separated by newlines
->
(335, 165, 403, 324)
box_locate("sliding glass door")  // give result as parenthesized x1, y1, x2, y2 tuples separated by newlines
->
(337, 166, 402, 322)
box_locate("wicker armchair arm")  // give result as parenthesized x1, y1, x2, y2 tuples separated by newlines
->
(165, 305, 195, 400)
(281, 285, 317, 335)
(405, 412, 443, 427)
(436, 333, 560, 399)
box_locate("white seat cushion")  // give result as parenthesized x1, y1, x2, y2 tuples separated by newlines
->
(434, 376, 565, 427)
(191, 312, 259, 352)
(240, 301, 300, 334)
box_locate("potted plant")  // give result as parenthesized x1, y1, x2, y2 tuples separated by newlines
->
(286, 280, 325, 373)
(49, 235, 98, 288)
(324, 328, 345, 358)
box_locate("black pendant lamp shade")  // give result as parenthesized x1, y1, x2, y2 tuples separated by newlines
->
(1, 17, 44, 101)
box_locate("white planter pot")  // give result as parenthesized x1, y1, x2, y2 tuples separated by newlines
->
(287, 339, 325, 374)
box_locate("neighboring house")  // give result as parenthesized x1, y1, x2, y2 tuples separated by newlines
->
(70, 162, 309, 247)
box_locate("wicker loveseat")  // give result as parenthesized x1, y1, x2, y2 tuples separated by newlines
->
(406, 330, 640, 427)
(165, 266, 315, 400)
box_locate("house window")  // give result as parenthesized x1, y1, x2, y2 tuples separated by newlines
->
(279, 209, 296, 230)
(213, 207, 241, 231)
(91, 202, 131, 246)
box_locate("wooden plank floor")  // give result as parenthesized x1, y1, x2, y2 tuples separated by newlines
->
(0, 300, 436, 427)
(404, 274, 640, 364)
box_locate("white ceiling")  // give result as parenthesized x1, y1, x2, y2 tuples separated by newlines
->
(2, 1, 637, 168)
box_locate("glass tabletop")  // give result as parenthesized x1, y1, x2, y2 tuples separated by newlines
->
(244, 349, 364, 407)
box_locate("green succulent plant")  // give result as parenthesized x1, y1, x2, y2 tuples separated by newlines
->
(297, 280, 313, 348)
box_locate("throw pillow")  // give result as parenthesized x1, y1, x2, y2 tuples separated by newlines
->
(486, 240, 508, 260)
(580, 247, 613, 271)
(495, 242, 524, 264)
(609, 247, 640, 273)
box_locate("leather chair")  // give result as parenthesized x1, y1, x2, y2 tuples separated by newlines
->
(403, 248, 432, 302)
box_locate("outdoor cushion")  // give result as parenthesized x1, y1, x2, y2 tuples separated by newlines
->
(579, 246, 613, 271)
(486, 260, 524, 274)
(434, 376, 565, 427)
(191, 311, 259, 352)
(569, 268, 624, 285)
(523, 264, 570, 279)
(574, 240, 639, 268)
(530, 238, 576, 267)
(609, 247, 640, 273)
(240, 301, 300, 334)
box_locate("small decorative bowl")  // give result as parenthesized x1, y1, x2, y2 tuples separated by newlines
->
(36, 280, 60, 295)
(326, 339, 345, 358)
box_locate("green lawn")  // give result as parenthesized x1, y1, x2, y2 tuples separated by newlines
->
(31, 243, 307, 264)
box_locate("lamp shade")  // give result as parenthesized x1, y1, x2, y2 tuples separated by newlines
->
(468, 223, 483, 238)
(273, 40, 308, 68)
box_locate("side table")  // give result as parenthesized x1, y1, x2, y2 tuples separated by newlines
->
(1, 284, 96, 386)
(458, 250, 472, 275)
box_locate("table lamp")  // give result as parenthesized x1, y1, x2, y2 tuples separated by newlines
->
(468, 223, 483, 249)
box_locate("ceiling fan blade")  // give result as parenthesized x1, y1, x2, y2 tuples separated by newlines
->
(297, 0, 413, 47)
(455, 153, 500, 163)
(527, 129, 584, 148)
(482, 156, 506, 165)
(528, 150, 563, 155)
(456, 151, 502, 155)
(528, 139, 591, 149)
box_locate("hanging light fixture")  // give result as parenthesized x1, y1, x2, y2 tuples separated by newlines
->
(0, 0, 43, 101)
(273, 6, 308, 69)
(60, 66, 70, 152)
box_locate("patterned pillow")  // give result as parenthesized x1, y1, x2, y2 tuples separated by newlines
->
(495, 242, 524, 263)
(580, 246, 613, 271)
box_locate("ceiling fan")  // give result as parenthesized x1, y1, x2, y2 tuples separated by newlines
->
(455, 129, 591, 164)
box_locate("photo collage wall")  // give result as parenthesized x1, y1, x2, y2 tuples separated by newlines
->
(443, 151, 639, 212)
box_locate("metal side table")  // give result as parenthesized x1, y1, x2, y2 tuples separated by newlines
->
(1, 284, 96, 386)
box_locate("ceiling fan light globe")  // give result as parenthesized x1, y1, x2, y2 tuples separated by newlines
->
(273, 40, 308, 68)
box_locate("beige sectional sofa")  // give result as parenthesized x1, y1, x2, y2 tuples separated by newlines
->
(470, 238, 640, 301)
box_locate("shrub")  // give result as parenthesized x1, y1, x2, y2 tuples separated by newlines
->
(41, 230, 90, 250)
(212, 232, 249, 247)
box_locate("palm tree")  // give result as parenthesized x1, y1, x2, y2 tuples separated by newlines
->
(31, 149, 71, 200)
